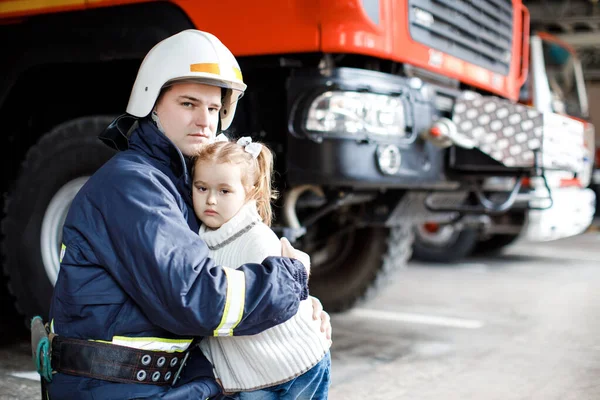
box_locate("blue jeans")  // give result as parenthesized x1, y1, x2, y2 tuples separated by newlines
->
(225, 351, 331, 400)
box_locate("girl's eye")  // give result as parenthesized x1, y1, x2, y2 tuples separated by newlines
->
(220, 189, 230, 194)
(196, 186, 207, 192)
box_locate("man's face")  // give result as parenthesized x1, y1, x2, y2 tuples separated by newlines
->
(154, 82, 222, 157)
(193, 160, 247, 229)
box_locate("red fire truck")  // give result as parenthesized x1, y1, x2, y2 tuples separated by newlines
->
(1, 0, 543, 320)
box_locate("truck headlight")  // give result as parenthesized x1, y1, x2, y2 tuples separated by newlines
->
(305, 91, 407, 138)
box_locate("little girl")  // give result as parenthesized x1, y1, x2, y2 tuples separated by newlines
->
(192, 135, 332, 399)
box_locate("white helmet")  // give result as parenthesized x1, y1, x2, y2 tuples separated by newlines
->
(127, 29, 247, 130)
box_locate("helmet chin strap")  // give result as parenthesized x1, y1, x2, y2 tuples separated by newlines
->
(217, 87, 226, 135)
(216, 116, 223, 135)
(151, 110, 167, 134)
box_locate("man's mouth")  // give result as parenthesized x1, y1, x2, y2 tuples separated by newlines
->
(189, 133, 209, 139)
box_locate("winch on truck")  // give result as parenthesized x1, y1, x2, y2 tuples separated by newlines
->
(412, 32, 595, 263)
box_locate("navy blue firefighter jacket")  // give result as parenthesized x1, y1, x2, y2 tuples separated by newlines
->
(48, 119, 308, 399)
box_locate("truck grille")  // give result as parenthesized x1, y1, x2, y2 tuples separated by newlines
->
(408, 0, 514, 75)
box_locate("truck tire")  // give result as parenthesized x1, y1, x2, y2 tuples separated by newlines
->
(308, 226, 413, 312)
(412, 224, 479, 263)
(1, 116, 116, 320)
(473, 234, 520, 256)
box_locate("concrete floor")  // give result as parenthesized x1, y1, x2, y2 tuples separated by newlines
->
(3, 233, 600, 399)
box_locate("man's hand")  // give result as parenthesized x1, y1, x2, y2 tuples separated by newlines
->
(310, 296, 332, 343)
(281, 237, 310, 277)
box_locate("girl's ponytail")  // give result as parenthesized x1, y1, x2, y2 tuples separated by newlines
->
(251, 145, 278, 226)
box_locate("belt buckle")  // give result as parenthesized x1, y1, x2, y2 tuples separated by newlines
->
(171, 351, 190, 386)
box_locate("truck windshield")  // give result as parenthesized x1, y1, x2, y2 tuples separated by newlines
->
(542, 40, 585, 118)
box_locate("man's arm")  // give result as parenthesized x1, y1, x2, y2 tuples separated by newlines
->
(68, 168, 307, 337)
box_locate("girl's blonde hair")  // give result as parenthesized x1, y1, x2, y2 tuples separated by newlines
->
(192, 140, 278, 226)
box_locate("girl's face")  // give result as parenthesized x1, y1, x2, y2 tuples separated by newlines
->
(193, 160, 248, 229)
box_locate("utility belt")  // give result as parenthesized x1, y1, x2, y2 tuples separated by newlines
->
(32, 317, 191, 386)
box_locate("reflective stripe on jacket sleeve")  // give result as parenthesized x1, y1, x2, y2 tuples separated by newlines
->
(213, 267, 246, 336)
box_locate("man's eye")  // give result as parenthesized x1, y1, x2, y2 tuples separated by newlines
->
(209, 108, 220, 114)
(182, 102, 193, 108)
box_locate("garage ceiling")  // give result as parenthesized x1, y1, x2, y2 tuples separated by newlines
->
(526, 0, 600, 80)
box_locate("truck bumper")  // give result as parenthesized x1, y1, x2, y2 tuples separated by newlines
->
(522, 187, 596, 241)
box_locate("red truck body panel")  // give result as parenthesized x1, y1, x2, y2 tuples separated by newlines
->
(1, 0, 528, 100)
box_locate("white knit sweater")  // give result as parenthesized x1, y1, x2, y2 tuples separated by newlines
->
(198, 201, 331, 392)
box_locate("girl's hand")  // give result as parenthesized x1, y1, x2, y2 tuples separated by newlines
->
(281, 237, 311, 277)
(310, 296, 332, 343)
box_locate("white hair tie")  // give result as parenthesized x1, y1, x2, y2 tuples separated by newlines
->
(236, 136, 262, 159)
(213, 133, 230, 143)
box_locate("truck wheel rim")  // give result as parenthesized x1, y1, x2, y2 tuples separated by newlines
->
(416, 224, 458, 246)
(40, 177, 89, 285)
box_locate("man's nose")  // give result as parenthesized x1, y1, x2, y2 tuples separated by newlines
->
(194, 106, 210, 127)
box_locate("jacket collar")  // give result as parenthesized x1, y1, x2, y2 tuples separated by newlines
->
(128, 118, 192, 186)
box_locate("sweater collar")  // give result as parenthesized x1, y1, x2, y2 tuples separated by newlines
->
(128, 119, 192, 186)
(199, 200, 262, 249)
